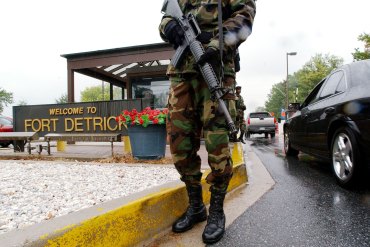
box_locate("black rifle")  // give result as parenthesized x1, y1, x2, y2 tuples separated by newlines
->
(161, 0, 237, 134)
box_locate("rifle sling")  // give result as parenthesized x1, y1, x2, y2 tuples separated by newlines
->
(218, 0, 224, 81)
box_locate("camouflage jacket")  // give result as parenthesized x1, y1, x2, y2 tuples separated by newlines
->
(159, 0, 256, 78)
(236, 93, 246, 117)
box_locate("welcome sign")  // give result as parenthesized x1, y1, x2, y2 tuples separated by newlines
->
(13, 99, 150, 136)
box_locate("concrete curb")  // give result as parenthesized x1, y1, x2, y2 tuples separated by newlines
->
(0, 143, 246, 247)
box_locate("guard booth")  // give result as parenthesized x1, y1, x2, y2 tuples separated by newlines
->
(12, 43, 175, 152)
(61, 42, 174, 107)
(14, 43, 174, 136)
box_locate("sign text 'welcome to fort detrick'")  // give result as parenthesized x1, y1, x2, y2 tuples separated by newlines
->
(13, 100, 148, 136)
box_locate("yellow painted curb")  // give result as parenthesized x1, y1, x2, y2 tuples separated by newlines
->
(231, 142, 244, 166)
(14, 143, 246, 247)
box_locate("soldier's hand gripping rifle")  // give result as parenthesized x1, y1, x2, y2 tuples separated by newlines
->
(161, 0, 237, 134)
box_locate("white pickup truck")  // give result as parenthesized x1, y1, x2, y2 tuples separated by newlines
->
(246, 112, 276, 138)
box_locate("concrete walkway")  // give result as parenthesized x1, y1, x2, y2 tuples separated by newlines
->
(0, 141, 263, 246)
(0, 141, 209, 169)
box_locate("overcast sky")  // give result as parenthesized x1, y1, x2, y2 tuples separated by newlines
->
(1, 0, 369, 117)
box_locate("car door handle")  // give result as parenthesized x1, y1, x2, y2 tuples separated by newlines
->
(324, 107, 335, 114)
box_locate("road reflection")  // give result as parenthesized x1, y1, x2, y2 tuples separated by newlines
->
(246, 133, 370, 192)
(230, 134, 370, 246)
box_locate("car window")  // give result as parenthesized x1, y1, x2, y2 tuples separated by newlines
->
(319, 71, 344, 99)
(335, 74, 346, 93)
(301, 79, 325, 108)
(250, 113, 270, 118)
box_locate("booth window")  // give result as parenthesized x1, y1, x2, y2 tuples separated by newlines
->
(131, 77, 170, 109)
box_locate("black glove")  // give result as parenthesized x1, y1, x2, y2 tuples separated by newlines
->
(197, 47, 221, 74)
(164, 20, 185, 49)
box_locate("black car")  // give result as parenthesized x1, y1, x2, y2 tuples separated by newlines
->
(284, 59, 370, 187)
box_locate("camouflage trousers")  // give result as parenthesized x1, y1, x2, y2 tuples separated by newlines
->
(235, 117, 246, 132)
(167, 74, 236, 191)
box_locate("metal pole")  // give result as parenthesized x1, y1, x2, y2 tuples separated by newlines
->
(286, 53, 289, 110)
(285, 52, 297, 110)
(102, 81, 104, 100)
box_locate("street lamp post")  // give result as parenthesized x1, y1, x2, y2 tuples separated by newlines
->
(286, 52, 297, 110)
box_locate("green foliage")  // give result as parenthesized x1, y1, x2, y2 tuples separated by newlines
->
(254, 106, 266, 112)
(265, 82, 285, 118)
(80, 84, 122, 102)
(55, 93, 68, 104)
(294, 54, 343, 103)
(0, 87, 14, 114)
(264, 54, 343, 116)
(17, 100, 28, 106)
(352, 33, 370, 61)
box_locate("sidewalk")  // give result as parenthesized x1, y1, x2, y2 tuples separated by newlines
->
(0, 141, 259, 247)
(0, 141, 209, 169)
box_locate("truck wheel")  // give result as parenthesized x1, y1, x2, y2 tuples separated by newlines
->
(284, 131, 299, 156)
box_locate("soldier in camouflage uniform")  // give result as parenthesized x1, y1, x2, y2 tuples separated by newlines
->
(159, 0, 256, 244)
(235, 85, 247, 143)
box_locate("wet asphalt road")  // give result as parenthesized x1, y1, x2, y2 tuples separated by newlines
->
(212, 135, 370, 247)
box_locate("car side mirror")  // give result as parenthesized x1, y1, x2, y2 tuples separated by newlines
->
(288, 103, 300, 111)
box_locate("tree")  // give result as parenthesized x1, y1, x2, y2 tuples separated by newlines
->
(265, 81, 285, 118)
(80, 84, 122, 102)
(0, 87, 14, 114)
(264, 54, 343, 117)
(293, 54, 343, 103)
(17, 100, 28, 106)
(352, 33, 370, 61)
(55, 93, 68, 104)
(254, 106, 266, 112)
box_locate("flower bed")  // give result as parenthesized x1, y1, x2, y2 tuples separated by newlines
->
(116, 107, 168, 160)
(116, 107, 168, 128)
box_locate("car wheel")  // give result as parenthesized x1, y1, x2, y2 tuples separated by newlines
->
(331, 127, 361, 187)
(284, 130, 299, 156)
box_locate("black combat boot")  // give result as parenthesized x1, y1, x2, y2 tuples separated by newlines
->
(172, 184, 207, 233)
(238, 131, 246, 143)
(202, 187, 227, 244)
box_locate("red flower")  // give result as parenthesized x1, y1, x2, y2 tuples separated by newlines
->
(116, 108, 167, 127)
